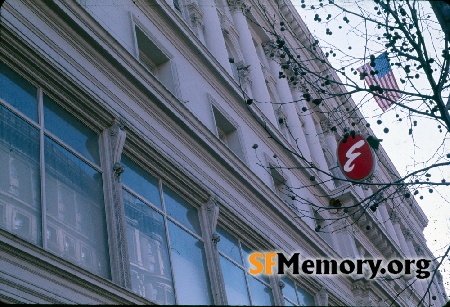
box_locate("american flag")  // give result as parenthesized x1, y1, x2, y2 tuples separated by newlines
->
(357, 52, 402, 112)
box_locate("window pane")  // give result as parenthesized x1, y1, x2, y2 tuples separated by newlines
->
(219, 255, 250, 305)
(0, 105, 41, 245)
(296, 285, 315, 306)
(216, 225, 242, 265)
(121, 155, 161, 208)
(168, 221, 212, 305)
(124, 189, 175, 305)
(248, 276, 274, 306)
(163, 186, 201, 236)
(44, 137, 110, 279)
(282, 277, 298, 304)
(0, 62, 38, 122)
(43, 95, 99, 165)
(284, 298, 295, 306)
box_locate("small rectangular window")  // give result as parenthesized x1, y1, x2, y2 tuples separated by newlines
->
(135, 26, 176, 94)
(212, 105, 245, 161)
(269, 165, 292, 205)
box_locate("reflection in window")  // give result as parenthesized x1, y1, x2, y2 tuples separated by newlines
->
(217, 226, 274, 305)
(122, 156, 213, 305)
(44, 95, 100, 165)
(168, 221, 212, 305)
(164, 186, 202, 236)
(220, 256, 251, 305)
(0, 61, 38, 122)
(281, 277, 315, 306)
(0, 105, 41, 245)
(121, 155, 161, 208)
(123, 190, 175, 305)
(45, 137, 109, 278)
(0, 61, 110, 279)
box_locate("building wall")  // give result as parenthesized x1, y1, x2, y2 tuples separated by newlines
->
(0, 0, 447, 305)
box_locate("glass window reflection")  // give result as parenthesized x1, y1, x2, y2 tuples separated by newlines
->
(0, 105, 41, 245)
(220, 256, 250, 305)
(168, 221, 213, 305)
(163, 186, 202, 236)
(248, 276, 274, 306)
(0, 62, 38, 122)
(121, 155, 161, 208)
(44, 95, 100, 165)
(123, 190, 175, 305)
(216, 225, 242, 265)
(45, 137, 110, 279)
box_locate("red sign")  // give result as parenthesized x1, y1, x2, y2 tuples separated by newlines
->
(337, 134, 375, 181)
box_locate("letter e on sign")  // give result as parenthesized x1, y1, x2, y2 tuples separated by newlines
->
(337, 134, 375, 181)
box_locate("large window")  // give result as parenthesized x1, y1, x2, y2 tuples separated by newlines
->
(0, 61, 110, 278)
(281, 277, 315, 306)
(216, 225, 275, 306)
(121, 155, 213, 305)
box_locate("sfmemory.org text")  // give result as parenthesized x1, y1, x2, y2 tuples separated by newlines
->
(249, 252, 431, 279)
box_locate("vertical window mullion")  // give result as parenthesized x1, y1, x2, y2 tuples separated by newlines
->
(159, 179, 179, 305)
(38, 88, 47, 249)
(239, 241, 254, 305)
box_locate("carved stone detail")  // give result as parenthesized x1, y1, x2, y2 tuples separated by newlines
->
(187, 2, 205, 32)
(227, 0, 251, 14)
(403, 230, 413, 242)
(391, 211, 401, 224)
(206, 196, 220, 235)
(315, 288, 328, 306)
(236, 61, 252, 88)
(101, 120, 131, 289)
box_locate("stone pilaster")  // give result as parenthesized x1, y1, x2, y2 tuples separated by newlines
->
(99, 120, 131, 289)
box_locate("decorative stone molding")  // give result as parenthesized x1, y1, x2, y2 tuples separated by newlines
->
(403, 229, 414, 242)
(315, 288, 328, 306)
(205, 196, 220, 235)
(351, 279, 366, 296)
(236, 61, 252, 88)
(261, 41, 278, 58)
(109, 120, 126, 171)
(320, 118, 335, 134)
(391, 211, 401, 224)
(100, 120, 131, 289)
(227, 0, 251, 14)
(187, 2, 205, 32)
(219, 12, 233, 34)
(415, 245, 424, 257)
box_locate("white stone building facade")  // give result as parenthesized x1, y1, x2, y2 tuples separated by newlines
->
(0, 0, 447, 305)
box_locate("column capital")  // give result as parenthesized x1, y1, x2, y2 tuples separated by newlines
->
(288, 78, 304, 92)
(227, 0, 251, 14)
(320, 118, 335, 134)
(187, 3, 205, 31)
(415, 245, 424, 257)
(261, 40, 278, 57)
(236, 61, 252, 87)
(403, 229, 414, 242)
(391, 211, 401, 224)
